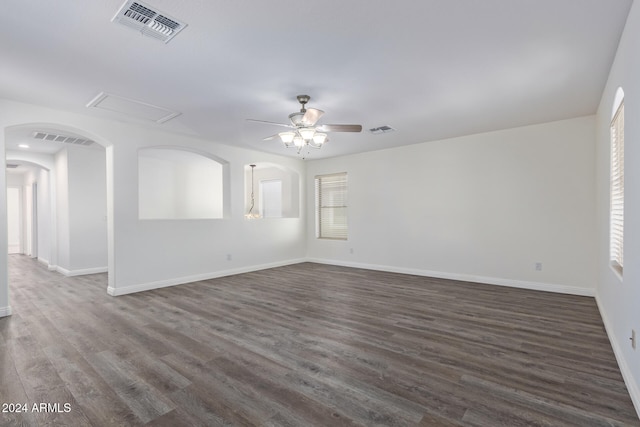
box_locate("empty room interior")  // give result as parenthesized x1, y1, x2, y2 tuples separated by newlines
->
(2, 1, 640, 425)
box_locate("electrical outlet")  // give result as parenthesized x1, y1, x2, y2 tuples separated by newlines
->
(535, 262, 542, 271)
(226, 254, 232, 261)
(349, 248, 354, 254)
(632, 330, 636, 350)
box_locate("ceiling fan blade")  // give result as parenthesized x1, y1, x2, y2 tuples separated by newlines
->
(302, 108, 324, 126)
(263, 134, 281, 141)
(246, 118, 294, 129)
(317, 124, 362, 133)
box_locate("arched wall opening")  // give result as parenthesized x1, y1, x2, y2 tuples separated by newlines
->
(138, 146, 230, 220)
(3, 122, 113, 309)
(244, 162, 300, 219)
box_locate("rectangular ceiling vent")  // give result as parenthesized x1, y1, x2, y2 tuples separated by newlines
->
(369, 125, 396, 135)
(33, 132, 95, 146)
(112, 0, 187, 43)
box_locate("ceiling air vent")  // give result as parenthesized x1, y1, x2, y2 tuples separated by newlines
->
(6, 164, 19, 169)
(112, 0, 187, 43)
(369, 125, 396, 135)
(33, 132, 95, 146)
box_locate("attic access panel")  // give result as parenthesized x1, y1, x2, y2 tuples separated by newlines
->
(86, 92, 181, 123)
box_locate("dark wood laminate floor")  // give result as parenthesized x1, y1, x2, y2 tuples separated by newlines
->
(1, 255, 638, 426)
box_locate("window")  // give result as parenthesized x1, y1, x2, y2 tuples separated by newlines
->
(315, 172, 348, 240)
(610, 99, 624, 275)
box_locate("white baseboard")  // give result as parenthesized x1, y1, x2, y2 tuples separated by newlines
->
(306, 258, 596, 297)
(595, 295, 640, 418)
(57, 266, 108, 277)
(108, 257, 595, 297)
(38, 258, 57, 272)
(107, 258, 307, 296)
(0, 306, 12, 318)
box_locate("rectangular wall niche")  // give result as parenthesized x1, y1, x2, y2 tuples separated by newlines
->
(138, 148, 223, 219)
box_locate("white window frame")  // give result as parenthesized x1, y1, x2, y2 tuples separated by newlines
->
(315, 172, 348, 240)
(610, 100, 624, 277)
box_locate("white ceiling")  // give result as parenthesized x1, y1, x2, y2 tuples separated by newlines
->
(1, 0, 633, 159)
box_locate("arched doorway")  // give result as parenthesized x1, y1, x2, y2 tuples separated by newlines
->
(5, 159, 51, 261)
(4, 123, 112, 313)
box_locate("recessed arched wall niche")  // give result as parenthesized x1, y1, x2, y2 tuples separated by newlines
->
(138, 147, 229, 220)
(244, 163, 300, 219)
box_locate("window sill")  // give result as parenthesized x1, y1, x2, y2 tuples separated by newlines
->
(610, 262, 623, 282)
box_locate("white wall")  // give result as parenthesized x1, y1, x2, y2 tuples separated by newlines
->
(6, 187, 21, 253)
(55, 149, 70, 269)
(0, 136, 7, 316)
(54, 145, 109, 274)
(307, 116, 597, 294)
(37, 168, 51, 265)
(260, 180, 282, 218)
(595, 0, 640, 413)
(67, 146, 107, 272)
(139, 148, 224, 219)
(23, 177, 32, 257)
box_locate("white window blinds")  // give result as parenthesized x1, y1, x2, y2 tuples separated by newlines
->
(315, 172, 348, 240)
(610, 101, 624, 273)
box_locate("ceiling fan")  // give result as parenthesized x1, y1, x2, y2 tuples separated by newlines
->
(247, 95, 362, 154)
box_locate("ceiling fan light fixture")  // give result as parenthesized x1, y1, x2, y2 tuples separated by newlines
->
(248, 94, 362, 157)
(289, 112, 304, 126)
(299, 127, 316, 141)
(279, 131, 295, 143)
(313, 133, 327, 145)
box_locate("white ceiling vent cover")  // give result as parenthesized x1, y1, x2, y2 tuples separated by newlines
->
(112, 0, 187, 43)
(33, 132, 95, 146)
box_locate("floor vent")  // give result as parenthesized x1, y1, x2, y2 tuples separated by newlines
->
(33, 132, 95, 146)
(112, 0, 187, 43)
(369, 125, 396, 135)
